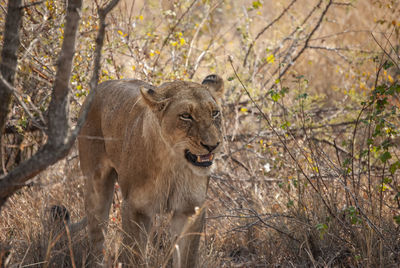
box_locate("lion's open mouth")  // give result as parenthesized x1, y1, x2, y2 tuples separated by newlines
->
(185, 150, 214, 167)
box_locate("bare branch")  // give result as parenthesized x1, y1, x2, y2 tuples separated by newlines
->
(308, 45, 374, 54)
(185, 1, 222, 71)
(0, 74, 45, 130)
(20, 1, 44, 9)
(152, 0, 198, 68)
(277, 0, 333, 80)
(243, 0, 297, 67)
(73, 0, 120, 138)
(371, 32, 400, 71)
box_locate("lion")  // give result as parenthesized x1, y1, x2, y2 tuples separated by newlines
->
(78, 74, 224, 267)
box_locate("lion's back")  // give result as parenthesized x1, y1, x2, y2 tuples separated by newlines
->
(78, 79, 154, 173)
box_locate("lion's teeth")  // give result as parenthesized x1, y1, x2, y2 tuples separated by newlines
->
(196, 154, 214, 163)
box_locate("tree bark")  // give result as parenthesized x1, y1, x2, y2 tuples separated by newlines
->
(0, 0, 22, 133)
(0, 0, 23, 176)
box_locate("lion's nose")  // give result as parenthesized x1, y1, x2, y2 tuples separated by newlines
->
(200, 142, 220, 153)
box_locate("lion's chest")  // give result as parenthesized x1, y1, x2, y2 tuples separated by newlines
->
(165, 171, 208, 214)
(126, 167, 208, 216)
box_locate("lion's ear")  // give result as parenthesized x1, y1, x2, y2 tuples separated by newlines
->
(140, 86, 168, 111)
(202, 74, 225, 101)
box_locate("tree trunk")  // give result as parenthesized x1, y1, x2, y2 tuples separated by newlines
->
(0, 0, 22, 133)
(0, 0, 23, 176)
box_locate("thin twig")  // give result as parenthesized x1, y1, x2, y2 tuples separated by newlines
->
(243, 0, 297, 67)
(0, 74, 46, 129)
(152, 0, 198, 68)
(228, 57, 335, 218)
(371, 32, 400, 71)
(277, 0, 333, 80)
(64, 223, 76, 268)
(185, 1, 222, 70)
(20, 1, 44, 9)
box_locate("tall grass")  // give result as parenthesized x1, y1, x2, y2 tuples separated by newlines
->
(1, 0, 399, 266)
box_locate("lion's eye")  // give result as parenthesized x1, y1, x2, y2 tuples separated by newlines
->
(180, 113, 193, 121)
(212, 110, 220, 118)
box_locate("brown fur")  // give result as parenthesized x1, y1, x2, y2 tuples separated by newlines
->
(78, 75, 224, 267)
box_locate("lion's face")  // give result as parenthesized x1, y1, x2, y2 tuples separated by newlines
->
(141, 75, 224, 174)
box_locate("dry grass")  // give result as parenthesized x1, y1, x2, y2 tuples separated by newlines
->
(1, 0, 400, 267)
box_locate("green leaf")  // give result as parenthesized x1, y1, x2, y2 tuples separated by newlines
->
(394, 215, 400, 225)
(390, 161, 400, 174)
(380, 151, 392, 163)
(270, 91, 281, 102)
(252, 1, 262, 9)
(281, 121, 291, 130)
(316, 223, 328, 231)
(316, 223, 328, 239)
(383, 60, 394, 70)
(383, 177, 392, 184)
(281, 87, 289, 95)
(295, 93, 308, 100)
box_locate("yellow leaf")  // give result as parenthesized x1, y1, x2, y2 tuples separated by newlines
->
(149, 52, 154, 57)
(171, 41, 178, 46)
(155, 50, 160, 54)
(139, 15, 144, 20)
(240, 107, 248, 113)
(132, 65, 136, 71)
(266, 54, 275, 63)
(388, 75, 394, 83)
(180, 37, 186, 45)
(118, 30, 124, 36)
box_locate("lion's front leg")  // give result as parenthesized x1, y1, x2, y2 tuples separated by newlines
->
(170, 209, 205, 268)
(84, 165, 117, 264)
(120, 202, 152, 266)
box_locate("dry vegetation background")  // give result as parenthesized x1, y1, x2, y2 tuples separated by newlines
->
(1, 0, 400, 267)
